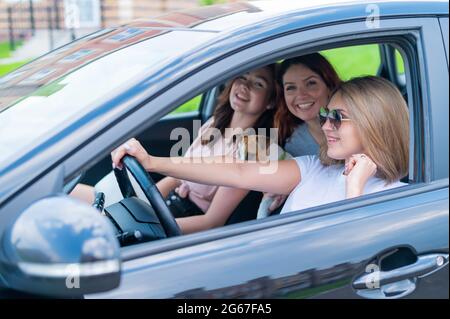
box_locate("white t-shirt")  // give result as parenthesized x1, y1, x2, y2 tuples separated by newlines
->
(280, 155, 406, 214)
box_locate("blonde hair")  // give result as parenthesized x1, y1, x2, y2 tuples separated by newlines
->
(319, 76, 409, 183)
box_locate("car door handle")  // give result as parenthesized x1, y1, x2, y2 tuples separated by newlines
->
(353, 253, 448, 298)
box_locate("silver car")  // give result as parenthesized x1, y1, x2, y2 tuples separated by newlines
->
(0, 0, 448, 299)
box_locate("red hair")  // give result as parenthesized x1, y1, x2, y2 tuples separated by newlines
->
(274, 53, 341, 145)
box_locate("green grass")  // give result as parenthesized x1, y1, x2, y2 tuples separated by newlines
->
(0, 60, 29, 77)
(321, 44, 382, 81)
(0, 40, 28, 77)
(170, 95, 202, 114)
(199, 0, 226, 5)
(0, 40, 23, 59)
(321, 44, 405, 80)
(284, 278, 351, 299)
(32, 81, 66, 97)
(395, 49, 405, 74)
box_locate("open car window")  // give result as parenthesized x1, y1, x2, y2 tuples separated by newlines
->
(66, 37, 415, 251)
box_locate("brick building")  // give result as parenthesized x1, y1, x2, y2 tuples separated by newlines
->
(0, 0, 232, 41)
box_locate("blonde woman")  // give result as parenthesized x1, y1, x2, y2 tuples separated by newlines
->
(112, 76, 409, 214)
(260, 53, 342, 214)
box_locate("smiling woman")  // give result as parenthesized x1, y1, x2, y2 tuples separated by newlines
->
(280, 76, 409, 212)
(274, 53, 341, 158)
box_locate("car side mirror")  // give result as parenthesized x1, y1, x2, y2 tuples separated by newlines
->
(0, 196, 121, 298)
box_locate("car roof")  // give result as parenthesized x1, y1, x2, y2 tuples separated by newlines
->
(183, 0, 449, 32)
(1, 0, 447, 93)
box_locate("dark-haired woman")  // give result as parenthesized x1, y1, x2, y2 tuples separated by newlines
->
(72, 65, 278, 234)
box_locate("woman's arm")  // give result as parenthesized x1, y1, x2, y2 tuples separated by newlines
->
(176, 187, 250, 234)
(70, 184, 95, 204)
(152, 156, 300, 195)
(156, 176, 181, 198)
(112, 139, 301, 196)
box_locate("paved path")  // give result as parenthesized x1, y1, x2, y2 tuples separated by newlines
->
(1, 28, 98, 64)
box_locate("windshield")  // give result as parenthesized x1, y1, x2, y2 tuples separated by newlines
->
(0, 29, 216, 166)
(0, 1, 279, 168)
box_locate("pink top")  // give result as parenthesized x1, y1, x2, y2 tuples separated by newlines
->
(178, 118, 240, 212)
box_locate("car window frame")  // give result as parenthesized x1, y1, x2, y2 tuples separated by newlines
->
(438, 17, 449, 66)
(112, 18, 440, 258)
(2, 17, 445, 261)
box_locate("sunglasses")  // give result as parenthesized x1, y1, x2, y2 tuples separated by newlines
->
(319, 107, 351, 130)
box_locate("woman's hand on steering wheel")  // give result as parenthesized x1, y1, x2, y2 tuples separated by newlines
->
(111, 138, 182, 237)
(112, 138, 152, 171)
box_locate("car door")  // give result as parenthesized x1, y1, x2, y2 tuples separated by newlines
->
(86, 182, 446, 299)
(85, 14, 448, 299)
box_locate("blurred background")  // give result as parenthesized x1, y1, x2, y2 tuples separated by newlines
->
(0, 0, 236, 76)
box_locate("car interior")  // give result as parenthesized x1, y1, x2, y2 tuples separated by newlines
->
(67, 42, 411, 247)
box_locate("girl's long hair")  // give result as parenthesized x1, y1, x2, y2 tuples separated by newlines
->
(201, 64, 278, 145)
(274, 53, 341, 146)
(320, 76, 409, 183)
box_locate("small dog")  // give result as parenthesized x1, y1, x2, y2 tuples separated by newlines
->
(236, 134, 292, 219)
(237, 134, 281, 162)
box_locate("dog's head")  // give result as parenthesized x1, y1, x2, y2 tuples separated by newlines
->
(237, 134, 281, 161)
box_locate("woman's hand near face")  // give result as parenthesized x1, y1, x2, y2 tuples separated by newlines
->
(111, 138, 153, 171)
(345, 153, 377, 198)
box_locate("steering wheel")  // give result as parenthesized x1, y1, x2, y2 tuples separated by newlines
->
(113, 155, 181, 237)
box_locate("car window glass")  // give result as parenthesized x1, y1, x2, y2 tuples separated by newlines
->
(170, 95, 202, 115)
(72, 41, 414, 246)
(395, 49, 406, 87)
(395, 49, 405, 75)
(0, 30, 216, 166)
(321, 44, 381, 80)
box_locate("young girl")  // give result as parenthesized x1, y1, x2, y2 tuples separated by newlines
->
(73, 64, 278, 234)
(112, 76, 409, 215)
